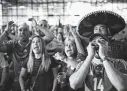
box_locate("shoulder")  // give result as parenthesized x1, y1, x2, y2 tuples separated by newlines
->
(110, 40, 126, 46)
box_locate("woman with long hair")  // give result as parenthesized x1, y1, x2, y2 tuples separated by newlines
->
(19, 35, 58, 91)
(57, 25, 86, 91)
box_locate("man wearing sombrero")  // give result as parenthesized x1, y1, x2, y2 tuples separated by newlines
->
(77, 10, 127, 60)
(69, 11, 127, 91)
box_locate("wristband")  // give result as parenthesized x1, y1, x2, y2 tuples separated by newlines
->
(102, 56, 108, 62)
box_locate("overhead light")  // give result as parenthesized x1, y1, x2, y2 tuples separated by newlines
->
(18, 6, 26, 8)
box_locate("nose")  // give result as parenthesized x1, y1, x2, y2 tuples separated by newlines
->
(67, 45, 71, 49)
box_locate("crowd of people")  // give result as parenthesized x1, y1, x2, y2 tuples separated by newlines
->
(0, 10, 127, 91)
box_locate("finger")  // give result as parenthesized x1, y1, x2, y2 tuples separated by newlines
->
(98, 39, 108, 46)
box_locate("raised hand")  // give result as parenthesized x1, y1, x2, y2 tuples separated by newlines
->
(96, 39, 108, 60)
(28, 18, 37, 27)
(28, 18, 40, 35)
(5, 21, 14, 34)
(87, 42, 96, 57)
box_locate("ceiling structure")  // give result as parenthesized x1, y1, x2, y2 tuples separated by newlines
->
(1, 0, 127, 6)
(1, 0, 127, 25)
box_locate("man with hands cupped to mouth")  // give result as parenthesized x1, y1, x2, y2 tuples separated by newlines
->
(69, 33, 127, 91)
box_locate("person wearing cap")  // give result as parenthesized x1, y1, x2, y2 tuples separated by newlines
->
(0, 20, 55, 91)
(69, 33, 127, 91)
(77, 10, 127, 60)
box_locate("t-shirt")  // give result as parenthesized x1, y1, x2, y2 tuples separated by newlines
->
(77, 57, 127, 91)
(22, 57, 58, 91)
(23, 57, 58, 71)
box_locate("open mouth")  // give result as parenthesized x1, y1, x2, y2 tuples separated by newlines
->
(67, 50, 71, 52)
(34, 46, 39, 50)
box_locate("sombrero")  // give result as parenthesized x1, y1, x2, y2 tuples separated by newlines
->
(77, 10, 126, 38)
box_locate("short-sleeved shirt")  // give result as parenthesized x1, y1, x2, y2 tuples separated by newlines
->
(23, 57, 58, 91)
(23, 57, 58, 74)
(0, 53, 8, 68)
(77, 57, 127, 91)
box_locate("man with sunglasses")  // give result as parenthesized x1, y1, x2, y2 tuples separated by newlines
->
(0, 20, 54, 91)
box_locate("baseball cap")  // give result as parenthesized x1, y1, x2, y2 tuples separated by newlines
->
(89, 33, 109, 42)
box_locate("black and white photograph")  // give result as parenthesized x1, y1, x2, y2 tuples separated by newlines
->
(0, 0, 127, 91)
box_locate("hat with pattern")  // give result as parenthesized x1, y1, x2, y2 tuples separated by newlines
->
(77, 10, 126, 38)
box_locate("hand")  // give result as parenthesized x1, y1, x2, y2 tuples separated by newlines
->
(57, 72, 66, 83)
(87, 42, 96, 57)
(28, 18, 37, 27)
(96, 39, 108, 59)
(5, 21, 14, 34)
(69, 25, 77, 37)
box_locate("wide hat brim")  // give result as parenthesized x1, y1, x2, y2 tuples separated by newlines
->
(77, 10, 126, 38)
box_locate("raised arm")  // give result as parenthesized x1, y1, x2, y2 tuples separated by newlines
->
(36, 25, 54, 44)
(30, 18, 54, 44)
(0, 21, 14, 52)
(97, 40, 127, 91)
(69, 25, 85, 55)
(69, 42, 95, 90)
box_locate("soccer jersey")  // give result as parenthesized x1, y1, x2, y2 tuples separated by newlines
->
(77, 58, 127, 91)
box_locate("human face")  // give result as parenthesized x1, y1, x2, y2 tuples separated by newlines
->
(31, 37, 42, 54)
(65, 40, 76, 57)
(94, 24, 109, 36)
(57, 33, 63, 42)
(18, 27, 29, 41)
